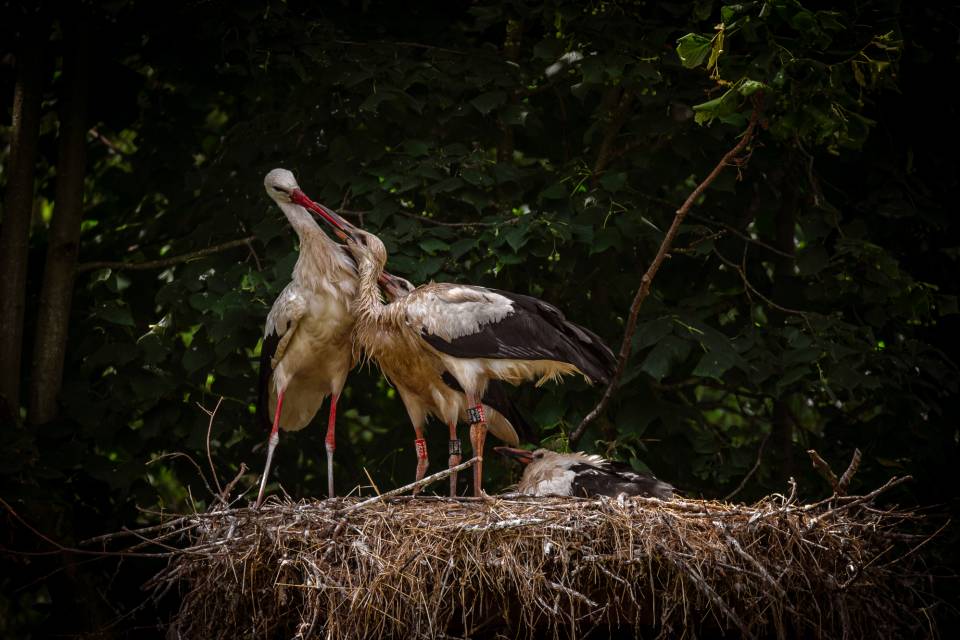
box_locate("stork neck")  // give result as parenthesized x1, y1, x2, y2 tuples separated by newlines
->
(355, 256, 387, 320)
(278, 200, 321, 240)
(279, 201, 355, 292)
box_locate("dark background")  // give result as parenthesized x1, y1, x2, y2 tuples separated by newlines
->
(1, 0, 957, 636)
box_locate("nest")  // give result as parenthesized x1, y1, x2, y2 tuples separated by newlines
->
(127, 473, 939, 639)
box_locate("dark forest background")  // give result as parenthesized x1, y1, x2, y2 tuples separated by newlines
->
(1, 0, 957, 636)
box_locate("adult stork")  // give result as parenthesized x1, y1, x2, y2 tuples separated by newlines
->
(255, 171, 528, 502)
(255, 168, 358, 506)
(307, 212, 616, 496)
(496, 447, 676, 499)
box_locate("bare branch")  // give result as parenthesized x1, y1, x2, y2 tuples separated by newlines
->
(570, 99, 764, 447)
(837, 448, 863, 496)
(77, 237, 256, 273)
(807, 449, 840, 492)
(725, 431, 771, 501)
(339, 457, 478, 514)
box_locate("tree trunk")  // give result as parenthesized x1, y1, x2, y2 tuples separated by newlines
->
(0, 22, 45, 425)
(28, 21, 91, 425)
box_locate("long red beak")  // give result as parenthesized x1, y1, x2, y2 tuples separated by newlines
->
(289, 189, 407, 296)
(494, 446, 535, 465)
(289, 189, 358, 242)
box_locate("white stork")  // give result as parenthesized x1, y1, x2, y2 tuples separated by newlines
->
(372, 272, 532, 495)
(495, 447, 676, 499)
(307, 212, 617, 497)
(255, 173, 529, 502)
(255, 168, 359, 506)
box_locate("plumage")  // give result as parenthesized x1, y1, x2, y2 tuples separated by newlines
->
(420, 287, 616, 386)
(254, 169, 358, 506)
(497, 448, 675, 500)
(309, 218, 616, 497)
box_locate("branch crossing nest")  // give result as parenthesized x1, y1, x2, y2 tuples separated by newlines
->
(138, 477, 934, 639)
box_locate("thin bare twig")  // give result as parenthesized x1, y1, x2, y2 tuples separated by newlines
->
(77, 237, 256, 273)
(725, 431, 772, 501)
(200, 397, 225, 500)
(570, 99, 764, 446)
(340, 207, 524, 229)
(340, 457, 478, 514)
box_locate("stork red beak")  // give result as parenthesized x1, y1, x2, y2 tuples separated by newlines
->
(379, 272, 405, 300)
(494, 446, 535, 465)
(289, 189, 359, 242)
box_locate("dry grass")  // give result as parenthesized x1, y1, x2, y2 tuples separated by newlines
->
(119, 472, 939, 639)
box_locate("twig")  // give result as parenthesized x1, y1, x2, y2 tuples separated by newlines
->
(725, 432, 771, 501)
(837, 448, 862, 496)
(712, 247, 808, 316)
(221, 463, 248, 505)
(77, 237, 255, 273)
(570, 98, 764, 446)
(340, 457, 478, 514)
(147, 452, 217, 500)
(200, 397, 225, 500)
(804, 475, 913, 531)
(807, 449, 840, 493)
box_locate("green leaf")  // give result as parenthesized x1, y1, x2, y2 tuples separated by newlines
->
(471, 91, 506, 114)
(641, 336, 692, 382)
(95, 300, 135, 326)
(676, 34, 712, 69)
(418, 238, 450, 254)
(693, 350, 737, 380)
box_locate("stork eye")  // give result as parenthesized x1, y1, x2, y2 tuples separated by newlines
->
(272, 186, 285, 193)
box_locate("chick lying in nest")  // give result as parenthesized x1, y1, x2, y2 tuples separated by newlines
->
(497, 447, 676, 499)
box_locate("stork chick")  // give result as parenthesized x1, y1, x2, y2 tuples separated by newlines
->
(496, 447, 675, 499)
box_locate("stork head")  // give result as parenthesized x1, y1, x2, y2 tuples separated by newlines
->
(263, 168, 300, 204)
(381, 272, 415, 300)
(344, 228, 388, 269)
(494, 447, 547, 466)
(263, 168, 358, 242)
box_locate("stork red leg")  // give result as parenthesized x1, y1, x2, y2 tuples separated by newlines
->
(447, 421, 461, 497)
(324, 393, 339, 499)
(467, 399, 487, 497)
(255, 388, 285, 508)
(412, 426, 429, 495)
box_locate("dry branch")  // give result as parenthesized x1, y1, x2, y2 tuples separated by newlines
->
(570, 99, 764, 446)
(77, 237, 256, 273)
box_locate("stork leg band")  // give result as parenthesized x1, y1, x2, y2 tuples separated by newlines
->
(414, 438, 428, 460)
(467, 405, 485, 424)
(448, 438, 461, 456)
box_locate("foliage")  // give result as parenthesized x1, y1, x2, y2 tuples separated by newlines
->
(1, 0, 957, 635)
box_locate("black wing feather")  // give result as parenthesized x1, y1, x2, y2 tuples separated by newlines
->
(422, 289, 616, 384)
(256, 329, 281, 432)
(569, 462, 675, 499)
(441, 372, 535, 443)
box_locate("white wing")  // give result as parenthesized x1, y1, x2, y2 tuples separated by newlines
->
(403, 284, 515, 341)
(265, 283, 307, 339)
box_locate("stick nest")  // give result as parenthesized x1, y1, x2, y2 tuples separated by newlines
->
(141, 478, 934, 639)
